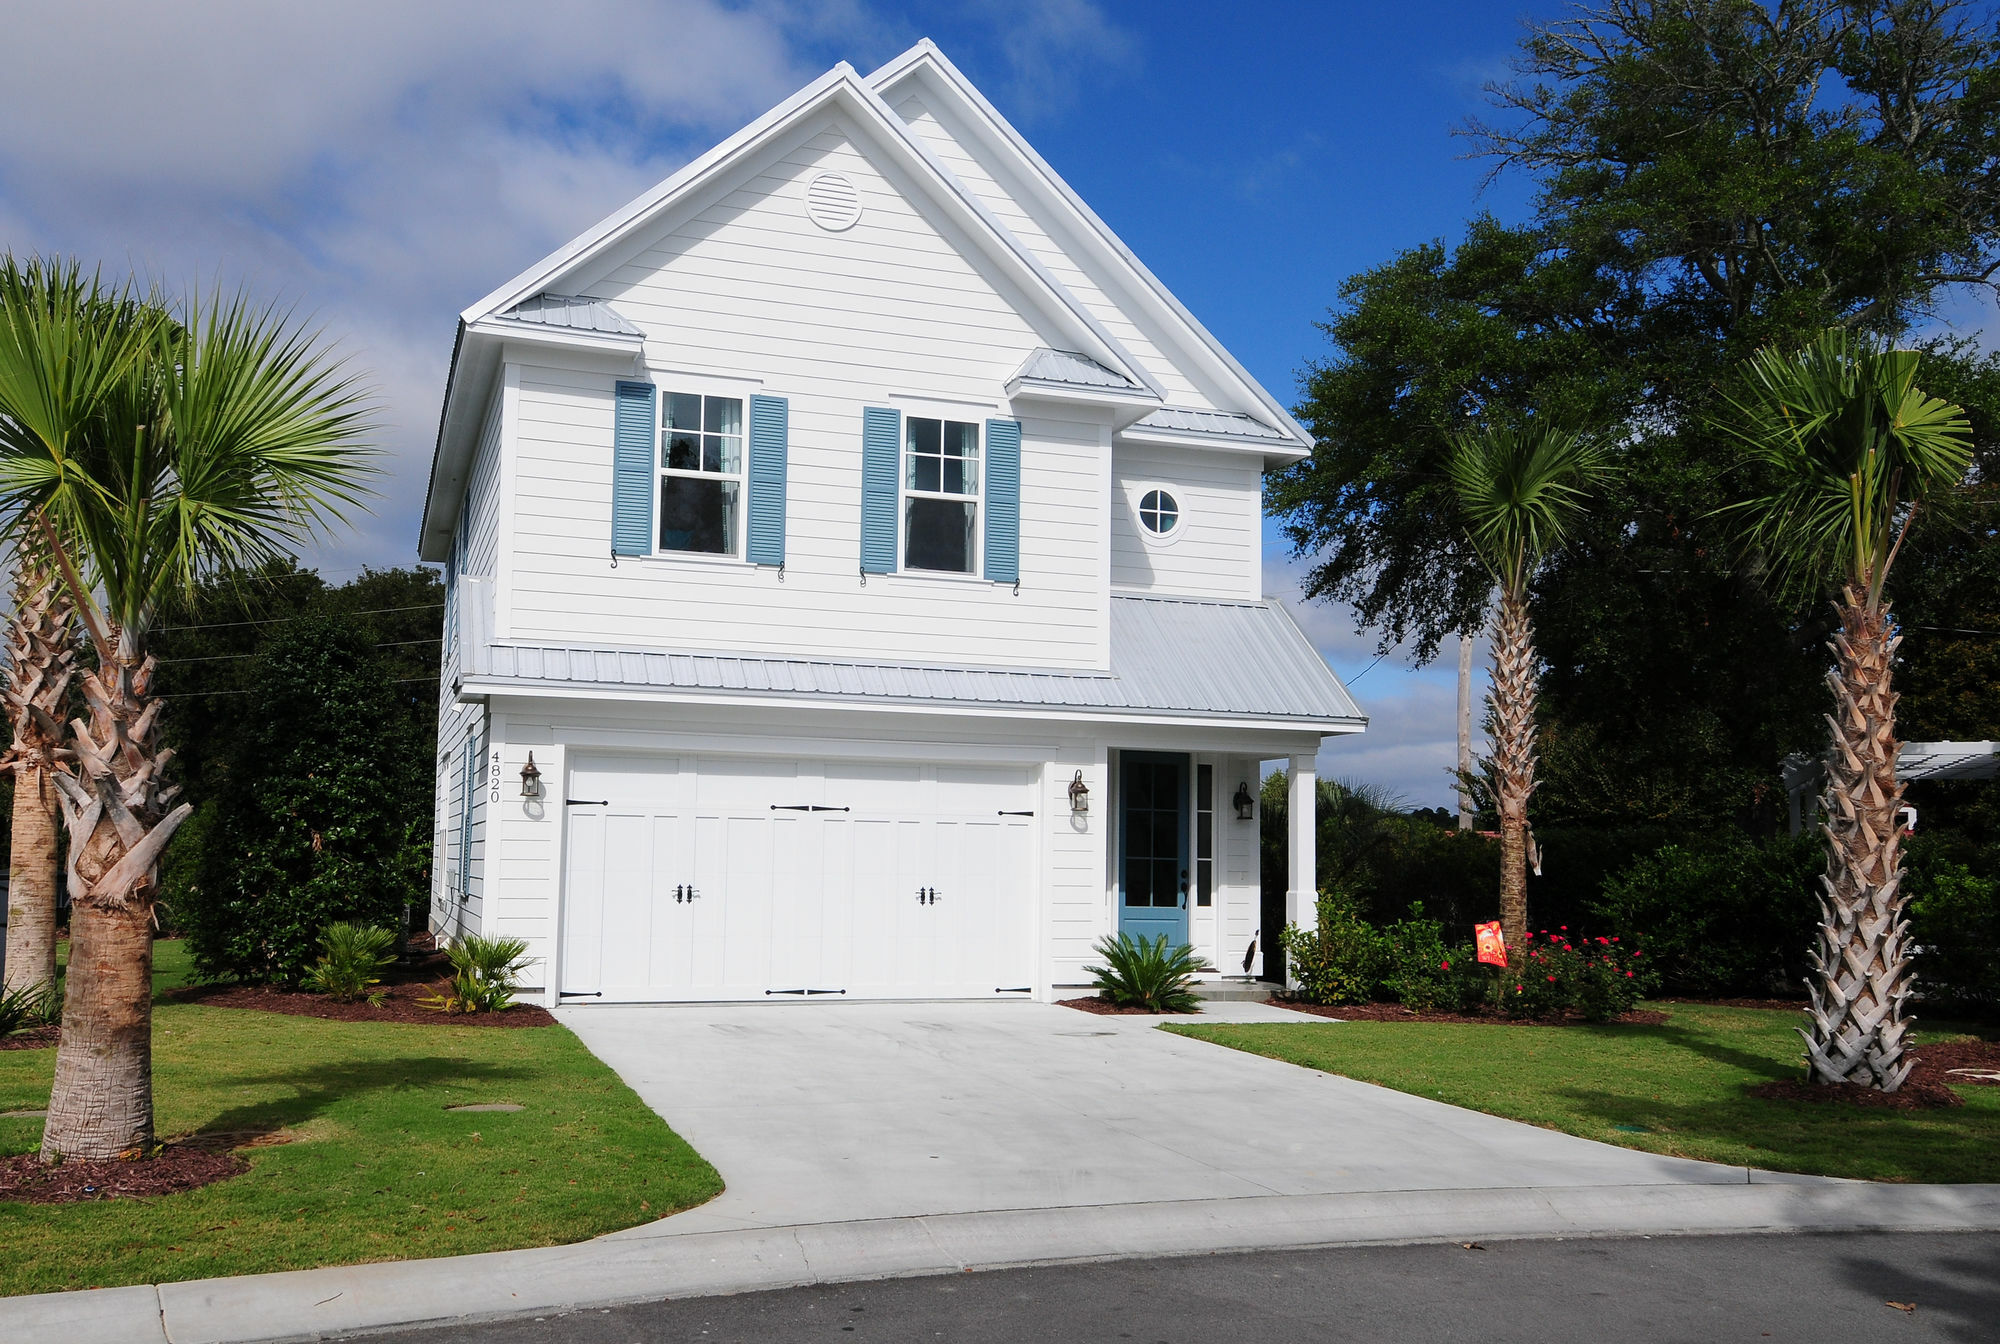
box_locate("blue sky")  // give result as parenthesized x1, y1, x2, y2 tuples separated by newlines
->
(0, 1, 1576, 805)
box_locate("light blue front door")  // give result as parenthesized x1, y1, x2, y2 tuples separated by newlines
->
(1119, 752, 1189, 946)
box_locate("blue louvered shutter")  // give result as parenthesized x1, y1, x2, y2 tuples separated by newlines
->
(746, 394, 789, 566)
(983, 418, 1022, 585)
(860, 406, 900, 574)
(611, 380, 657, 557)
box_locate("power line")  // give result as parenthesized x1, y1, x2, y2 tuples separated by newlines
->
(166, 635, 441, 665)
(161, 676, 439, 699)
(1909, 624, 2000, 637)
(152, 602, 444, 633)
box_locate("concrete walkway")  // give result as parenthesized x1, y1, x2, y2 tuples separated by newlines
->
(16, 1000, 2000, 1344)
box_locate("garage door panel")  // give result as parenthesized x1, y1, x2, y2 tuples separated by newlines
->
(565, 752, 1039, 1002)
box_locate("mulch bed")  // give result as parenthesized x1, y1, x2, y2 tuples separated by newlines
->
(0, 1025, 59, 1051)
(1748, 1037, 2000, 1111)
(1266, 999, 1669, 1027)
(1057, 996, 1181, 1016)
(164, 976, 555, 1027)
(0, 1145, 247, 1205)
(162, 952, 555, 1027)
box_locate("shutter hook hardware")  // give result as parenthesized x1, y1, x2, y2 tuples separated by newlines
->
(777, 560, 785, 582)
(1013, 577, 1020, 597)
(610, 545, 618, 570)
(859, 564, 867, 588)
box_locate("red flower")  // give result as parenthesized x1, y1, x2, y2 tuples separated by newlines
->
(1632, 952, 1642, 959)
(1440, 961, 1451, 971)
(1547, 975, 1557, 982)
(1560, 925, 1567, 930)
(1611, 937, 1620, 943)
(1514, 985, 1523, 993)
(1625, 971, 1634, 978)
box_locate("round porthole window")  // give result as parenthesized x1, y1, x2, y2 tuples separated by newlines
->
(1139, 488, 1180, 536)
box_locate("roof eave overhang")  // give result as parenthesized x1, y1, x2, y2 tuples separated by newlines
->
(455, 674, 1366, 734)
(1117, 424, 1310, 464)
(1006, 379, 1161, 427)
(419, 320, 646, 561)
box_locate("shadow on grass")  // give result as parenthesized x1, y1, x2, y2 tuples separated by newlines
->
(1610, 1016, 1800, 1081)
(176, 1057, 533, 1150)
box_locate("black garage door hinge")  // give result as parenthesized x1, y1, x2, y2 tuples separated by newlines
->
(559, 990, 603, 997)
(766, 988, 848, 995)
(995, 986, 1032, 994)
(565, 799, 609, 807)
(771, 804, 851, 812)
(998, 809, 1035, 816)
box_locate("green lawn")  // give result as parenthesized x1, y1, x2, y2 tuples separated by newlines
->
(0, 940, 721, 1297)
(1169, 1004, 2000, 1184)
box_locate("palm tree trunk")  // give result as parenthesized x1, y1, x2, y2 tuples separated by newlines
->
(39, 645, 189, 1162)
(1802, 586, 1915, 1091)
(3, 552, 75, 1002)
(1489, 588, 1539, 955)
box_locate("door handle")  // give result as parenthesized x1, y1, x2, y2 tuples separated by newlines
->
(674, 884, 684, 904)
(686, 885, 699, 901)
(916, 887, 939, 906)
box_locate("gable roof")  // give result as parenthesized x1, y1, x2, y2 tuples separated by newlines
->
(867, 41, 1314, 458)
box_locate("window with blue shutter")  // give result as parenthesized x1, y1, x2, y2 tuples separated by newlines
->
(860, 406, 900, 574)
(983, 418, 1021, 584)
(611, 380, 656, 557)
(746, 394, 789, 566)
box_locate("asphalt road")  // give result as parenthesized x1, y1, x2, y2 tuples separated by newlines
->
(346, 1231, 2000, 1344)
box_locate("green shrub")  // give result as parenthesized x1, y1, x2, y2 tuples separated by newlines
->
(422, 934, 532, 1014)
(1909, 858, 2000, 1012)
(170, 615, 425, 987)
(303, 922, 397, 1002)
(1380, 913, 1483, 1013)
(0, 981, 60, 1035)
(1495, 928, 1656, 1021)
(1278, 891, 1387, 1005)
(1590, 832, 1819, 996)
(1085, 933, 1211, 1013)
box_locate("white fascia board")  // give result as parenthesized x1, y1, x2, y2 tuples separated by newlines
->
(1116, 424, 1311, 465)
(466, 318, 645, 358)
(869, 42, 1314, 451)
(455, 674, 1367, 734)
(1005, 379, 1161, 425)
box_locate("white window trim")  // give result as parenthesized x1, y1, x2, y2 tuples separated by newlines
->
(1133, 482, 1186, 547)
(900, 412, 984, 577)
(655, 384, 749, 562)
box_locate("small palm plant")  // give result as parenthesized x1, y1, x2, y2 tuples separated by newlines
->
(1715, 329, 1973, 1092)
(422, 935, 533, 1014)
(1447, 422, 1612, 955)
(304, 922, 397, 1003)
(1085, 933, 1212, 1013)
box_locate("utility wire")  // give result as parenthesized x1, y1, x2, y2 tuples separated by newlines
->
(152, 602, 444, 633)
(165, 636, 442, 665)
(161, 676, 439, 699)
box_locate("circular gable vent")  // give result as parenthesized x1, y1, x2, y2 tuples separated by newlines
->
(804, 172, 863, 232)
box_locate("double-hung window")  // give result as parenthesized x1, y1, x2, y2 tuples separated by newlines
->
(659, 392, 744, 555)
(903, 416, 980, 573)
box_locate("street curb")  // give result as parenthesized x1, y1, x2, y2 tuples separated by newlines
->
(12, 1180, 2000, 1344)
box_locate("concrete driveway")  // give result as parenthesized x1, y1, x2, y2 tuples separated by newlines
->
(559, 998, 1771, 1236)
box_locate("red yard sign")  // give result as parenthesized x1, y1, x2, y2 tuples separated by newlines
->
(1475, 921, 1507, 967)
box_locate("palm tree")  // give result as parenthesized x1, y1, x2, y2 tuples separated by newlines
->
(1, 522, 76, 1003)
(0, 256, 374, 1159)
(1448, 422, 1611, 956)
(1717, 329, 1972, 1092)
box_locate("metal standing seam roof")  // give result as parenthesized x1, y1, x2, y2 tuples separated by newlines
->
(1131, 406, 1288, 440)
(494, 294, 643, 337)
(1012, 347, 1145, 391)
(472, 594, 1362, 724)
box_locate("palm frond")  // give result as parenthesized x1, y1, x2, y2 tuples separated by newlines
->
(1714, 328, 1972, 606)
(1447, 421, 1611, 595)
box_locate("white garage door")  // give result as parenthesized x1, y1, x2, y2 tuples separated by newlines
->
(559, 754, 1038, 1002)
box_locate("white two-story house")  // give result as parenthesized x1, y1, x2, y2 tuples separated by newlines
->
(421, 41, 1363, 1006)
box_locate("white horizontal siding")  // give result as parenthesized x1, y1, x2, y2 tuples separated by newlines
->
(496, 120, 1111, 669)
(893, 93, 1212, 410)
(1109, 442, 1261, 600)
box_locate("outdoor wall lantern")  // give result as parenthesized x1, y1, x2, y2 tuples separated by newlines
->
(1067, 769, 1090, 814)
(520, 752, 544, 799)
(1232, 780, 1255, 820)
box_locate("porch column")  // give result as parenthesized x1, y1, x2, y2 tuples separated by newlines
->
(1285, 753, 1317, 964)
